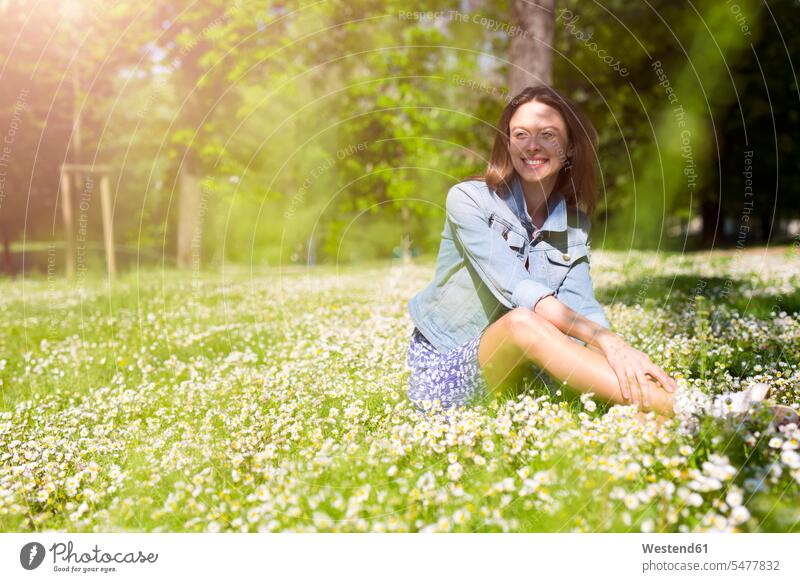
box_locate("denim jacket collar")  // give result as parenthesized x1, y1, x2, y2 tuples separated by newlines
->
(509, 174, 567, 233)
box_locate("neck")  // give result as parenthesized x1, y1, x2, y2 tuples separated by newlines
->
(521, 178, 556, 226)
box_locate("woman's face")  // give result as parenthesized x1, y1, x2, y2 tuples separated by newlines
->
(507, 100, 572, 193)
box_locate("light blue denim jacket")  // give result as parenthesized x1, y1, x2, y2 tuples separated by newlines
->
(408, 174, 609, 353)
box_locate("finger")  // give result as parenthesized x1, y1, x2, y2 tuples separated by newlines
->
(661, 369, 678, 393)
(612, 364, 630, 402)
(636, 370, 651, 410)
(628, 369, 641, 408)
(650, 367, 675, 393)
(626, 369, 639, 406)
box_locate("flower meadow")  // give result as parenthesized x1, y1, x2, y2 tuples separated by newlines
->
(1, 247, 799, 533)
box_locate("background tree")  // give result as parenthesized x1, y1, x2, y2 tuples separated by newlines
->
(715, 0, 800, 244)
(1, 0, 799, 277)
(509, 0, 556, 94)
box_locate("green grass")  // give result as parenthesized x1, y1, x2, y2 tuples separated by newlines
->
(1, 249, 799, 532)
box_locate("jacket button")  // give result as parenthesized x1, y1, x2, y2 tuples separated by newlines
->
(562, 253, 570, 261)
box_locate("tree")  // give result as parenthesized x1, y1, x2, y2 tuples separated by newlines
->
(293, 0, 499, 263)
(0, 1, 82, 275)
(715, 0, 800, 244)
(509, 0, 556, 94)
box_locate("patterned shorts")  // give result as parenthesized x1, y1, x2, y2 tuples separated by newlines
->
(406, 327, 561, 414)
(406, 327, 489, 412)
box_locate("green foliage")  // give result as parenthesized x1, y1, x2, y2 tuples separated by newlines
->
(1, 0, 798, 272)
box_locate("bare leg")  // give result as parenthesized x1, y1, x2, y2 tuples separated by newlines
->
(478, 308, 675, 416)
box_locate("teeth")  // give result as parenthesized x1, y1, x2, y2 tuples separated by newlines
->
(523, 158, 546, 166)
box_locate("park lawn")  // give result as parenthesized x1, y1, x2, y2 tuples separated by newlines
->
(1, 247, 799, 532)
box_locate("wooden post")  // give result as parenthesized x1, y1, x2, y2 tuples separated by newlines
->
(401, 205, 412, 264)
(99, 174, 116, 278)
(177, 162, 201, 269)
(60, 169, 75, 279)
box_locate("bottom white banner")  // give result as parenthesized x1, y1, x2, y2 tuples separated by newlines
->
(1, 533, 797, 581)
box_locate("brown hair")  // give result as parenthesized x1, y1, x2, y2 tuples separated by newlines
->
(471, 86, 599, 215)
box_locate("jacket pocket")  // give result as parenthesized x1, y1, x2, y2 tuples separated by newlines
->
(488, 213, 528, 258)
(544, 243, 589, 289)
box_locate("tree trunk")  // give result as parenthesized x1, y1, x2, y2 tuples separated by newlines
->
(176, 152, 202, 270)
(509, 0, 557, 95)
(760, 209, 774, 244)
(701, 198, 720, 246)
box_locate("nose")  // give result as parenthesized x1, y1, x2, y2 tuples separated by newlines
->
(523, 138, 542, 153)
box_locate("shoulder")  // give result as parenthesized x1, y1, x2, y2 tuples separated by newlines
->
(445, 179, 493, 211)
(447, 179, 490, 197)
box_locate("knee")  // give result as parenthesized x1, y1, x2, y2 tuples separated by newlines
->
(503, 307, 548, 348)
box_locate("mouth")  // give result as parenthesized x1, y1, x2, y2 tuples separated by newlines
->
(521, 156, 548, 169)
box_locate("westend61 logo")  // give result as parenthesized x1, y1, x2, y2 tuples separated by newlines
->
(20, 541, 158, 574)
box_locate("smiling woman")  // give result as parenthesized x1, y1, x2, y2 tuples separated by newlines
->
(406, 85, 786, 434)
(482, 86, 598, 227)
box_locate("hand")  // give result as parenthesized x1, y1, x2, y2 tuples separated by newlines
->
(595, 331, 677, 410)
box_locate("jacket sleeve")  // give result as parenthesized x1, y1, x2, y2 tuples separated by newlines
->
(556, 259, 610, 329)
(555, 219, 610, 330)
(445, 184, 554, 311)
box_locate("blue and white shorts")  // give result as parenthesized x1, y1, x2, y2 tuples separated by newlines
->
(406, 327, 558, 413)
(406, 327, 490, 412)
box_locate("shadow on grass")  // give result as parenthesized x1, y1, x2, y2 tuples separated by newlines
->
(597, 275, 800, 318)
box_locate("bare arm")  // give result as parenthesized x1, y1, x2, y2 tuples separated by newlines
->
(533, 295, 677, 407)
(533, 294, 608, 348)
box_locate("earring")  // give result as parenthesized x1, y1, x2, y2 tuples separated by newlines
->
(562, 157, 573, 170)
